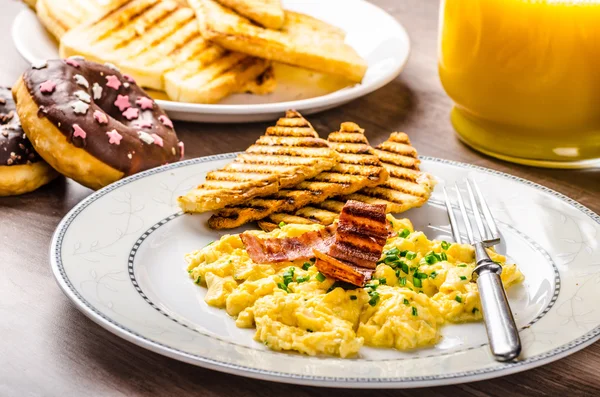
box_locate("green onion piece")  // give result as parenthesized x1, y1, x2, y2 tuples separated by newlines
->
(440, 252, 448, 261)
(403, 298, 410, 305)
(368, 291, 380, 306)
(398, 229, 411, 238)
(406, 252, 417, 260)
(296, 275, 310, 283)
(413, 277, 422, 288)
(194, 276, 201, 284)
(378, 278, 387, 285)
(441, 241, 450, 250)
(385, 247, 400, 256)
(282, 267, 295, 286)
(430, 271, 437, 279)
(278, 221, 286, 228)
(472, 308, 479, 314)
(350, 295, 357, 301)
(277, 282, 289, 292)
(400, 261, 409, 274)
(384, 255, 400, 264)
(399, 277, 407, 286)
(302, 262, 312, 270)
(400, 250, 408, 257)
(424, 252, 439, 265)
(414, 272, 428, 279)
(458, 264, 467, 268)
(460, 275, 467, 281)
(412, 307, 418, 316)
(455, 295, 463, 303)
(316, 272, 326, 282)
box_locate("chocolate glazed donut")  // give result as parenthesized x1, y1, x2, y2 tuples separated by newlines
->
(13, 58, 184, 190)
(0, 87, 57, 196)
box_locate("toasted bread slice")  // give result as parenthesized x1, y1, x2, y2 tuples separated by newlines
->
(208, 122, 388, 229)
(59, 0, 274, 102)
(189, 0, 367, 82)
(178, 111, 340, 213)
(265, 132, 436, 225)
(216, 0, 284, 29)
(37, 0, 130, 40)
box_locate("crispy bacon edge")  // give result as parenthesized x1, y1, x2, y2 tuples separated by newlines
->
(313, 250, 374, 287)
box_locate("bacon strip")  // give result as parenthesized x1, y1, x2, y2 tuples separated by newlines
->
(241, 224, 337, 263)
(327, 201, 388, 269)
(314, 250, 374, 287)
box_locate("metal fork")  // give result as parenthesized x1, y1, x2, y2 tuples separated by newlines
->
(443, 179, 521, 362)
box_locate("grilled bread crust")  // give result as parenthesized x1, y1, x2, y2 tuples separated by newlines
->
(207, 122, 388, 229)
(189, 0, 367, 82)
(215, 0, 284, 29)
(264, 132, 436, 225)
(178, 110, 340, 213)
(58, 0, 274, 102)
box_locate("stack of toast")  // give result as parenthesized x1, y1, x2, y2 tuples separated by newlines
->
(179, 111, 436, 230)
(29, 0, 368, 104)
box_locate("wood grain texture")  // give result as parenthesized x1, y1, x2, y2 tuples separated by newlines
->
(1, 0, 599, 396)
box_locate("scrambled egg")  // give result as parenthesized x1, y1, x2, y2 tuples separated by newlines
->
(186, 216, 524, 358)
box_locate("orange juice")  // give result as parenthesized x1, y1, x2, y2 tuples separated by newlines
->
(439, 0, 600, 168)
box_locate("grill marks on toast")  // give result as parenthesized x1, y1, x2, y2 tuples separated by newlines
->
(59, 0, 274, 102)
(262, 132, 436, 227)
(207, 122, 388, 229)
(178, 111, 339, 213)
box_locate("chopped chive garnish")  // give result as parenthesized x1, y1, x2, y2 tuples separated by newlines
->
(398, 229, 411, 238)
(441, 241, 450, 250)
(472, 308, 479, 314)
(302, 262, 312, 270)
(395, 269, 401, 279)
(413, 277, 422, 288)
(384, 255, 400, 264)
(400, 261, 409, 274)
(385, 247, 400, 256)
(399, 277, 407, 286)
(277, 282, 289, 292)
(399, 250, 408, 257)
(440, 252, 448, 261)
(430, 271, 437, 279)
(412, 307, 418, 316)
(350, 295, 357, 300)
(282, 267, 295, 286)
(403, 298, 410, 305)
(194, 276, 201, 284)
(278, 221, 286, 228)
(296, 275, 310, 283)
(316, 272, 326, 282)
(406, 251, 417, 260)
(460, 275, 467, 281)
(414, 272, 428, 279)
(368, 291, 380, 306)
(378, 278, 387, 285)
(188, 269, 193, 273)
(455, 295, 463, 303)
(457, 264, 467, 268)
(204, 241, 214, 247)
(424, 251, 441, 265)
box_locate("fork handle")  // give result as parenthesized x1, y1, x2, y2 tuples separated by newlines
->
(475, 261, 522, 362)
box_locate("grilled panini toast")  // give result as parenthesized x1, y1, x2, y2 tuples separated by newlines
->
(59, 0, 274, 102)
(216, 0, 284, 29)
(261, 132, 436, 228)
(178, 110, 340, 213)
(37, 0, 129, 39)
(208, 122, 388, 229)
(189, 0, 367, 83)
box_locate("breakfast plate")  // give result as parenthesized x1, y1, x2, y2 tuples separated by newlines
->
(11, 0, 410, 123)
(51, 154, 600, 388)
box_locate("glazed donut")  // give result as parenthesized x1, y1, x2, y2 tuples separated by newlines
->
(13, 58, 184, 190)
(0, 87, 58, 196)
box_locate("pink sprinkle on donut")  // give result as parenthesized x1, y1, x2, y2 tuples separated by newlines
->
(136, 96, 154, 110)
(122, 107, 139, 120)
(73, 124, 87, 139)
(114, 95, 131, 111)
(151, 133, 164, 147)
(65, 58, 80, 68)
(106, 129, 123, 145)
(106, 75, 122, 90)
(159, 115, 174, 129)
(93, 110, 108, 124)
(39, 80, 56, 94)
(123, 74, 136, 84)
(178, 141, 184, 160)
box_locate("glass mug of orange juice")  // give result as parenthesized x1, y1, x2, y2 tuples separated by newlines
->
(439, 0, 600, 168)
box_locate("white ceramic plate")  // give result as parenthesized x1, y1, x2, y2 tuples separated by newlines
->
(51, 154, 600, 388)
(11, 0, 410, 123)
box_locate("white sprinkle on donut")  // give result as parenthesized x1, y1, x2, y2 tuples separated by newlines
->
(92, 83, 103, 100)
(138, 131, 154, 145)
(72, 100, 89, 115)
(74, 74, 89, 89)
(75, 90, 91, 103)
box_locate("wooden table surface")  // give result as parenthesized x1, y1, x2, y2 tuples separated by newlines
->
(2, 0, 599, 396)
